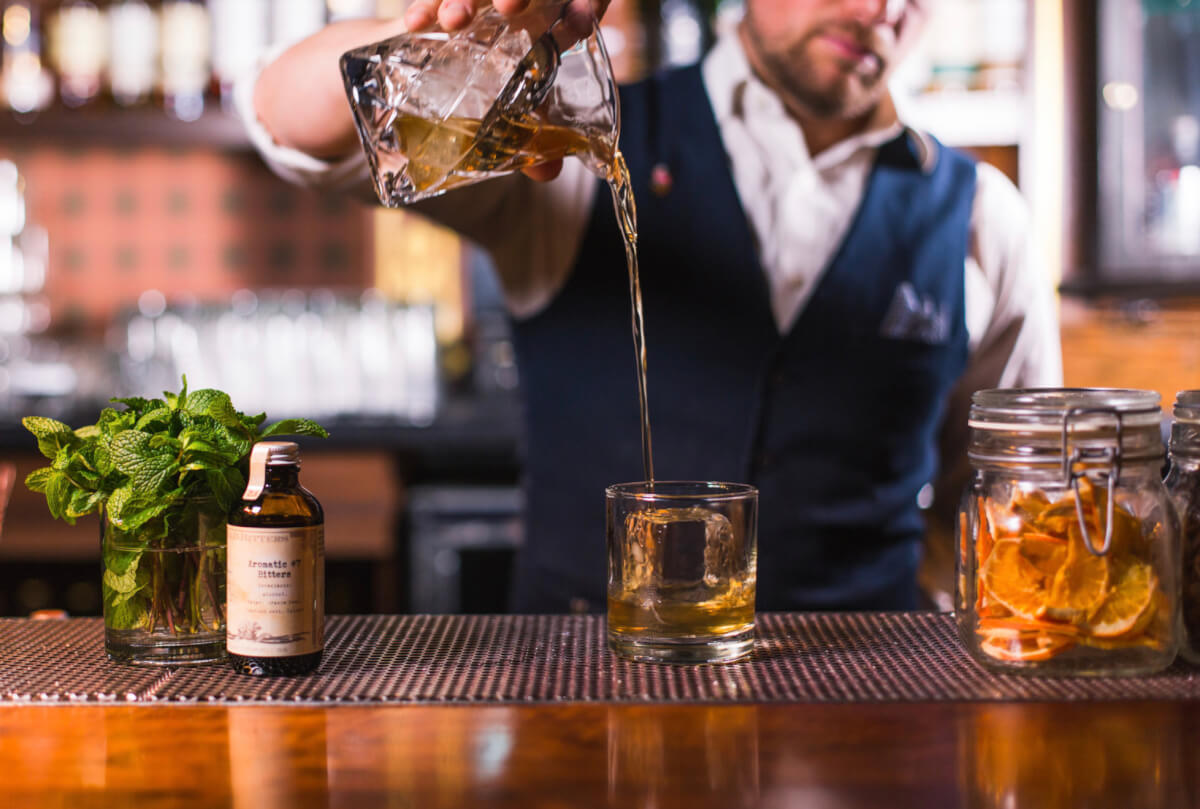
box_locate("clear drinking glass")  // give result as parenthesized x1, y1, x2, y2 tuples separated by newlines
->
(339, 0, 619, 206)
(102, 496, 227, 665)
(607, 482, 758, 664)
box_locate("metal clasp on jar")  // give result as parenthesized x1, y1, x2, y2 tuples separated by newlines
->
(1061, 407, 1122, 557)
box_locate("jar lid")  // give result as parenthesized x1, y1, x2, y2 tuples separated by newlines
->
(1172, 390, 1200, 424)
(969, 388, 1162, 432)
(967, 388, 1165, 470)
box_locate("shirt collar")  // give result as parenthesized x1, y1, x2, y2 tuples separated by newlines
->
(701, 31, 910, 172)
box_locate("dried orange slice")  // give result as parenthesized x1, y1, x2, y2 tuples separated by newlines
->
(978, 603, 1013, 619)
(976, 497, 995, 563)
(1038, 522, 1110, 625)
(1033, 500, 1076, 537)
(980, 632, 1075, 662)
(980, 540, 1050, 621)
(979, 617, 1081, 637)
(1019, 534, 1067, 578)
(1011, 489, 1051, 525)
(1087, 561, 1158, 639)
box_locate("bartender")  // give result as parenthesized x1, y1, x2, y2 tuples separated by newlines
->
(239, 0, 1062, 612)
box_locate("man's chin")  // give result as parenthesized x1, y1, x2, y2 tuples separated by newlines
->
(783, 79, 878, 120)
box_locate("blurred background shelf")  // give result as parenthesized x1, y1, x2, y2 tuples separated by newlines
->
(895, 89, 1026, 149)
(0, 108, 251, 150)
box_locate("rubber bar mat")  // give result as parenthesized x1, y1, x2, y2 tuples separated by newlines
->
(2, 613, 1199, 704)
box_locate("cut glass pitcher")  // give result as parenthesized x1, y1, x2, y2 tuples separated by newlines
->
(340, 0, 620, 205)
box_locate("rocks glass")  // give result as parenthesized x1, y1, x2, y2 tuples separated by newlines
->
(607, 482, 758, 664)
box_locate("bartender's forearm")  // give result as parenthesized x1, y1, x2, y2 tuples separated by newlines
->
(254, 19, 407, 160)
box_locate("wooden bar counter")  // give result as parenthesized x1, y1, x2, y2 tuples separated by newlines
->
(2, 614, 1198, 808)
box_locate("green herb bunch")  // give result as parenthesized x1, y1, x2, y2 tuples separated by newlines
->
(22, 377, 328, 634)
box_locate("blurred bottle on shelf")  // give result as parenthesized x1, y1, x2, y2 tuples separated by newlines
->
(47, 0, 107, 107)
(209, 0, 267, 112)
(106, 0, 157, 106)
(159, 0, 207, 120)
(270, 0, 325, 50)
(1150, 114, 1200, 257)
(1, 0, 55, 116)
(0, 159, 64, 419)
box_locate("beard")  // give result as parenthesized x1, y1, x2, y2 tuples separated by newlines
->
(745, 21, 890, 120)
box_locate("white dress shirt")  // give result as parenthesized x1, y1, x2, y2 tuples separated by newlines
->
(237, 32, 1062, 394)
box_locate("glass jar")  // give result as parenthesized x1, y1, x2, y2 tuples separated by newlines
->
(956, 388, 1180, 676)
(1165, 390, 1200, 662)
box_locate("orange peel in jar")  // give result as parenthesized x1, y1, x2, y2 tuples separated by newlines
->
(1086, 560, 1157, 639)
(980, 540, 1052, 621)
(1038, 522, 1111, 625)
(979, 632, 1075, 662)
(972, 485, 1166, 664)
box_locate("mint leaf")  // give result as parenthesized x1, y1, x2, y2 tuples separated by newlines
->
(23, 416, 79, 459)
(104, 590, 149, 630)
(98, 407, 137, 435)
(45, 472, 71, 523)
(135, 407, 172, 432)
(110, 396, 154, 412)
(183, 388, 245, 430)
(164, 375, 188, 410)
(103, 554, 142, 594)
(23, 416, 73, 440)
(66, 489, 103, 519)
(103, 539, 143, 574)
(261, 419, 330, 439)
(24, 467, 54, 492)
(105, 485, 134, 528)
(110, 430, 180, 495)
(122, 500, 174, 534)
(207, 467, 244, 511)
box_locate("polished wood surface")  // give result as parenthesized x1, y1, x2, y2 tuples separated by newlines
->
(2, 700, 1196, 808)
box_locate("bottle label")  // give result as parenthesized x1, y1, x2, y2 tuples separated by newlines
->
(227, 524, 324, 657)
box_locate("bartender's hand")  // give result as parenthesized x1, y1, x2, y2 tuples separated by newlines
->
(403, 0, 612, 183)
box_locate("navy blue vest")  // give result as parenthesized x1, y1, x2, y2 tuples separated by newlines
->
(510, 66, 974, 612)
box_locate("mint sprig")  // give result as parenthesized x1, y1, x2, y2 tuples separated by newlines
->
(23, 377, 329, 632)
(24, 376, 329, 526)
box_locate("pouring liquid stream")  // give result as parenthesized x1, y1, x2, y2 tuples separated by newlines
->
(606, 152, 654, 485)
